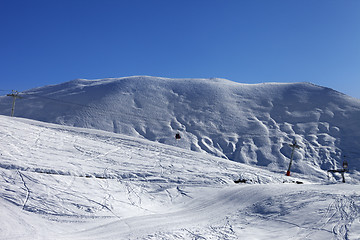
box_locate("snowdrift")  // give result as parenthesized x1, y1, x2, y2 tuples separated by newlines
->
(0, 76, 359, 179)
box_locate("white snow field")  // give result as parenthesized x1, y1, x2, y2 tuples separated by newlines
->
(1, 76, 360, 239)
(1, 76, 360, 179)
(1, 115, 360, 240)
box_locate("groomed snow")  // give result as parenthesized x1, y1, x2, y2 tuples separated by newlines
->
(1, 115, 360, 239)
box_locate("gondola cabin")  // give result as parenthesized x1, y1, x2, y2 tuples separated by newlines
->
(175, 133, 181, 140)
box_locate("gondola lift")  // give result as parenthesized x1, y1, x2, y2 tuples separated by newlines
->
(175, 133, 181, 140)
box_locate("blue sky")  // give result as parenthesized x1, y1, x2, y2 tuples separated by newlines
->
(1, 0, 360, 98)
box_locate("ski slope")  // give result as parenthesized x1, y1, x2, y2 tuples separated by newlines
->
(1, 76, 360, 180)
(1, 115, 360, 240)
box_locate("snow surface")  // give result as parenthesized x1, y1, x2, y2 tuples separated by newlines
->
(1, 76, 360, 239)
(1, 115, 360, 239)
(0, 76, 359, 180)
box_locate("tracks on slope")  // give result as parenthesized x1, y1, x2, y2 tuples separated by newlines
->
(17, 170, 30, 210)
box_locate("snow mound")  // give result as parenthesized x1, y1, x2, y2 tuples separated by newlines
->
(0, 76, 360, 180)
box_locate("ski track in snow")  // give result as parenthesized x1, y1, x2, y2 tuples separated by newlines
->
(16, 170, 30, 210)
(1, 115, 360, 239)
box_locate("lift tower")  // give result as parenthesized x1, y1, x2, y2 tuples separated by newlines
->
(7, 90, 22, 117)
(286, 140, 301, 176)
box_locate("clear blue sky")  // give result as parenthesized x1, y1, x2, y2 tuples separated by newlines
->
(1, 0, 360, 98)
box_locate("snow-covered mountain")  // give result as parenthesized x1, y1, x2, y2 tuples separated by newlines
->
(1, 76, 360, 180)
(1, 115, 360, 239)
